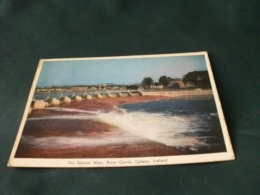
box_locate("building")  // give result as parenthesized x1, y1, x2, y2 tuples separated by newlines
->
(167, 78, 186, 89)
(150, 82, 164, 89)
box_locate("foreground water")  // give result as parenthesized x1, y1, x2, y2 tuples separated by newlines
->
(119, 98, 226, 153)
(17, 98, 226, 158)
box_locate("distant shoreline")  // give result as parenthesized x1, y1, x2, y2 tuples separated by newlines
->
(141, 89, 213, 99)
(34, 88, 213, 98)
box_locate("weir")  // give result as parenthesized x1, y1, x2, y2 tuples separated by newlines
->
(30, 89, 212, 113)
(30, 90, 143, 112)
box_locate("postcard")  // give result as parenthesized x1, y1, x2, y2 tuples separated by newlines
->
(8, 52, 234, 167)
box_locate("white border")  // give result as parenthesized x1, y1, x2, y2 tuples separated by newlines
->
(8, 51, 235, 168)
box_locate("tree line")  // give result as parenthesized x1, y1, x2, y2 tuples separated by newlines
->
(141, 71, 211, 89)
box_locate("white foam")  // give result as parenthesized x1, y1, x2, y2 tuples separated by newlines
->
(27, 107, 206, 148)
(45, 107, 97, 114)
(95, 109, 203, 148)
(22, 133, 144, 149)
(27, 114, 96, 121)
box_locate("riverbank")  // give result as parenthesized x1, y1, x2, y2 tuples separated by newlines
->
(141, 89, 213, 99)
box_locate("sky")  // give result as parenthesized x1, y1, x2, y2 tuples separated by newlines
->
(37, 54, 207, 87)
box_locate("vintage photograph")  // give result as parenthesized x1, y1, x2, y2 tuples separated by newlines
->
(8, 52, 234, 167)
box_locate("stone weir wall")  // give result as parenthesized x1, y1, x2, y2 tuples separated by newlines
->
(29, 91, 142, 112)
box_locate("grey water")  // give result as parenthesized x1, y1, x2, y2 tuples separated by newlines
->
(119, 98, 226, 154)
(25, 96, 226, 154)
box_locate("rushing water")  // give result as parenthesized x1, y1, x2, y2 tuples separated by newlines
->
(20, 98, 226, 155)
(118, 98, 226, 153)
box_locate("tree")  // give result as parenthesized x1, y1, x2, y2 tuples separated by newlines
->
(182, 71, 211, 88)
(159, 76, 169, 88)
(142, 77, 154, 89)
